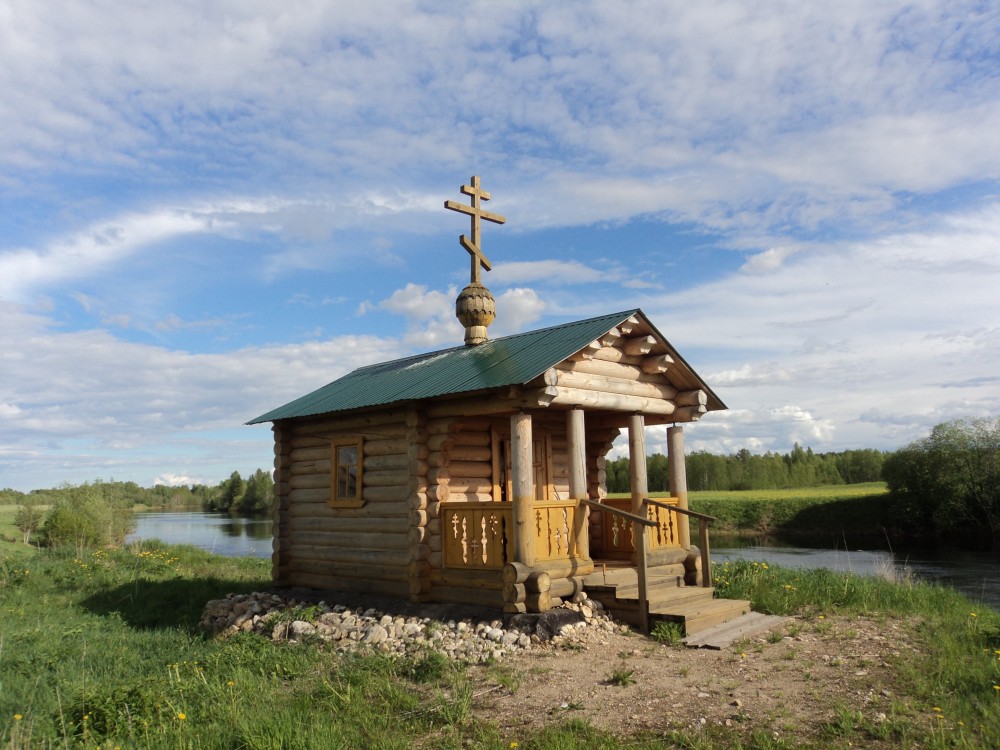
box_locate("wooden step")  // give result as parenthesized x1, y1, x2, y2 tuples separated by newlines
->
(584, 568, 751, 635)
(653, 598, 752, 635)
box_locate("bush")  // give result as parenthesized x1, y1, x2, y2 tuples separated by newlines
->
(41, 484, 134, 549)
(883, 417, 1000, 548)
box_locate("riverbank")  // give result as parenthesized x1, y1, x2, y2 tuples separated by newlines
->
(684, 483, 902, 544)
(2, 543, 998, 748)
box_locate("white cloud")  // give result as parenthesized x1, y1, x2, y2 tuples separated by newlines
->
(492, 260, 611, 285)
(741, 246, 800, 275)
(378, 283, 463, 349)
(154, 473, 201, 487)
(0, 301, 404, 489)
(492, 288, 546, 336)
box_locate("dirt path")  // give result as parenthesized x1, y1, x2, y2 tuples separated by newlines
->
(468, 614, 919, 744)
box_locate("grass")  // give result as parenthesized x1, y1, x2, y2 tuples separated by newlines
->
(2, 540, 999, 749)
(714, 558, 1000, 747)
(688, 483, 893, 540)
(607, 483, 894, 540)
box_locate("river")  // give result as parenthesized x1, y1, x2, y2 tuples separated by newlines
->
(128, 511, 999, 610)
(128, 510, 273, 558)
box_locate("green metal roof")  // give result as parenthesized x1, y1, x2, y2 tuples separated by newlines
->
(248, 310, 640, 424)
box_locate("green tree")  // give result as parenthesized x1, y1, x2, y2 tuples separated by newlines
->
(883, 417, 1000, 548)
(237, 469, 274, 514)
(41, 483, 134, 549)
(14, 495, 46, 544)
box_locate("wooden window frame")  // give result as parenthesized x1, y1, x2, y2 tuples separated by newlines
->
(329, 437, 364, 508)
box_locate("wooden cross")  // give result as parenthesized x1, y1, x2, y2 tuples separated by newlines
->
(444, 175, 506, 284)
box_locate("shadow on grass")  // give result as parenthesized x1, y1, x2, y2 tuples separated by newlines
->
(777, 494, 896, 545)
(80, 576, 266, 631)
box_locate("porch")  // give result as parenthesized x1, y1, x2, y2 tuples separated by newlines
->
(440, 490, 749, 635)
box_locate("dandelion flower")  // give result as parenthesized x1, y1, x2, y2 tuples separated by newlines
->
(933, 707, 942, 712)
(14, 714, 22, 721)
(177, 713, 187, 721)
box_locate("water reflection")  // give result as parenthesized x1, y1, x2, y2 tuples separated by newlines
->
(128, 511, 272, 558)
(714, 536, 1000, 611)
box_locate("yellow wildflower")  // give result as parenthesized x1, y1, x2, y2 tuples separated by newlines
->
(177, 713, 187, 721)
(14, 714, 22, 721)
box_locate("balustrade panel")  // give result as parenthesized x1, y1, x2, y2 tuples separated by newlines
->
(601, 496, 681, 556)
(442, 503, 511, 569)
(532, 500, 578, 562)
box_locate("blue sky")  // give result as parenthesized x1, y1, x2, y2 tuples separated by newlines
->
(2, 1, 999, 491)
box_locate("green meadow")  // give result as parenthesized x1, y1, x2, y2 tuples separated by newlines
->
(2, 535, 998, 749)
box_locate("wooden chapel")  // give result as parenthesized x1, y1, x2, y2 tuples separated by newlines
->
(248, 177, 749, 634)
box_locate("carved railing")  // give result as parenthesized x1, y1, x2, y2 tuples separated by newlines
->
(441, 500, 582, 570)
(645, 499, 716, 589)
(442, 503, 511, 570)
(532, 500, 580, 562)
(602, 496, 683, 557)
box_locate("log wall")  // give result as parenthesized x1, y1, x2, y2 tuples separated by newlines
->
(273, 411, 418, 599)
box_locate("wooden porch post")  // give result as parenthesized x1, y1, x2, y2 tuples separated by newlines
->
(567, 408, 590, 561)
(667, 425, 690, 549)
(511, 411, 536, 567)
(628, 414, 650, 633)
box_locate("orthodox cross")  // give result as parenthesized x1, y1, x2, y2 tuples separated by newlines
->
(444, 175, 506, 284)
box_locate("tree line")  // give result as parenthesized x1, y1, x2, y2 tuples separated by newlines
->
(605, 445, 886, 494)
(6, 416, 997, 550)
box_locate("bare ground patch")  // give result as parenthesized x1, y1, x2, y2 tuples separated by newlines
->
(467, 614, 919, 745)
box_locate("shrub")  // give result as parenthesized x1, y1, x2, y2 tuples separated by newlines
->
(41, 484, 134, 549)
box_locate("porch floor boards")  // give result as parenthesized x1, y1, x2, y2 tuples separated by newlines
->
(582, 563, 751, 635)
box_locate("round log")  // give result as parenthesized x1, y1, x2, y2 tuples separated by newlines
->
(289, 473, 330, 490)
(288, 546, 411, 567)
(427, 435, 456, 452)
(527, 571, 552, 593)
(503, 582, 527, 603)
(502, 561, 532, 584)
(363, 485, 409, 503)
(460, 430, 492, 447)
(290, 445, 329, 462)
(448, 460, 493, 479)
(365, 437, 410, 456)
(290, 460, 331, 475)
(427, 451, 449, 469)
(448, 445, 492, 462)
(363, 468, 409, 487)
(287, 516, 409, 534)
(363, 453, 409, 471)
(445, 478, 493, 495)
(449, 491, 494, 503)
(291, 530, 409, 550)
(525, 591, 552, 612)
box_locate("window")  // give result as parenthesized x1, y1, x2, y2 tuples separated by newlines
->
(330, 438, 364, 507)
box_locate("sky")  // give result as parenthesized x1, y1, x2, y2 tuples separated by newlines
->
(2, 1, 999, 492)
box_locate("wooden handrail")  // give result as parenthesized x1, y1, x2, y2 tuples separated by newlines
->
(581, 498, 656, 527)
(643, 498, 713, 588)
(583, 498, 654, 632)
(645, 499, 717, 524)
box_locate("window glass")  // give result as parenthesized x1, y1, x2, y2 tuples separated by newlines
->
(331, 440, 363, 506)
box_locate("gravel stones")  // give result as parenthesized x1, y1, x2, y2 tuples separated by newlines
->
(200, 590, 616, 663)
